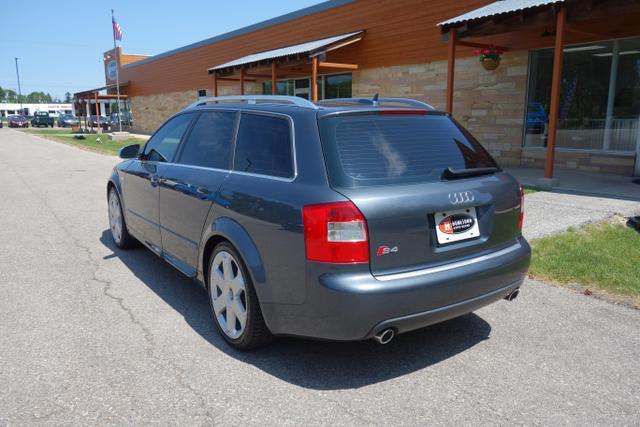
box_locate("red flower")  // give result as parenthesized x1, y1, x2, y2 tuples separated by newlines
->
(481, 48, 490, 54)
(474, 49, 481, 55)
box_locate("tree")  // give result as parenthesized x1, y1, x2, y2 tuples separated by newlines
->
(64, 92, 73, 103)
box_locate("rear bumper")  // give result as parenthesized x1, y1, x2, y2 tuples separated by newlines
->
(262, 237, 530, 341)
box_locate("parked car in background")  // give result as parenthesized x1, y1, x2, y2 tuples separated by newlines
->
(31, 111, 55, 128)
(89, 115, 109, 130)
(107, 95, 530, 350)
(57, 114, 79, 127)
(8, 115, 29, 128)
(110, 111, 132, 127)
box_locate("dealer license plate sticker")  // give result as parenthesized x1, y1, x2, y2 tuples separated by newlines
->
(435, 207, 480, 244)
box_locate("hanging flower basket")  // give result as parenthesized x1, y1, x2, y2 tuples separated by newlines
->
(481, 57, 500, 71)
(474, 45, 503, 71)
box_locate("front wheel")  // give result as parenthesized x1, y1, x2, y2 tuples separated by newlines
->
(108, 188, 136, 249)
(207, 243, 272, 350)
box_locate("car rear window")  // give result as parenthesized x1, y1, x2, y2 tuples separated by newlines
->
(318, 113, 497, 188)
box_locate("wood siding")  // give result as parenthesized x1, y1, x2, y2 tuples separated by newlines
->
(118, 0, 491, 97)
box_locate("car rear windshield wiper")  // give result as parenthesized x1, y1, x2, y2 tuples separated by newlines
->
(441, 166, 500, 180)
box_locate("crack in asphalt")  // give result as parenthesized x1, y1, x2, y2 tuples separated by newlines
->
(0, 153, 217, 423)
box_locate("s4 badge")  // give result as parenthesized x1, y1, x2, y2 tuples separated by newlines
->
(377, 246, 398, 256)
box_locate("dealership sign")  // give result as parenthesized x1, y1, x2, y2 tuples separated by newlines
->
(107, 61, 117, 80)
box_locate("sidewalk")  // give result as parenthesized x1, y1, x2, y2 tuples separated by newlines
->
(507, 167, 640, 201)
(522, 190, 639, 240)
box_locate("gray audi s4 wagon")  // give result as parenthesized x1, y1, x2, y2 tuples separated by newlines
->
(107, 95, 530, 349)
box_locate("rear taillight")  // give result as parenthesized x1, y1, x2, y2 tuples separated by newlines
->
(302, 201, 369, 263)
(518, 184, 524, 232)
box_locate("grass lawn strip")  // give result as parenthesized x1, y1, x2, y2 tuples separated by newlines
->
(22, 128, 74, 135)
(47, 134, 144, 155)
(530, 218, 640, 301)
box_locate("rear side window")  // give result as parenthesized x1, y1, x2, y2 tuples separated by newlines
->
(319, 114, 497, 187)
(233, 113, 293, 178)
(143, 113, 193, 162)
(178, 111, 236, 169)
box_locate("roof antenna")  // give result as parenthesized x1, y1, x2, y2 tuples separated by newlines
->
(372, 93, 379, 107)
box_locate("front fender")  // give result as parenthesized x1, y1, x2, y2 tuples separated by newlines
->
(199, 216, 269, 300)
(107, 161, 133, 212)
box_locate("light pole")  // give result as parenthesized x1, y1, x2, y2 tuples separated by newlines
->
(14, 57, 23, 113)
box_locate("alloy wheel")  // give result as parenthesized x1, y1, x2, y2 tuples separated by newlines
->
(209, 251, 248, 339)
(108, 190, 123, 244)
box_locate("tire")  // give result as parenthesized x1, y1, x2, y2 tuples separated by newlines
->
(108, 187, 136, 249)
(207, 243, 272, 350)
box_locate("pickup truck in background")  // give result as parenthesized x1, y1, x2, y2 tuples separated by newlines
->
(31, 111, 55, 128)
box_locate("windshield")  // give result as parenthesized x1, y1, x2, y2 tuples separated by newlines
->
(318, 113, 498, 188)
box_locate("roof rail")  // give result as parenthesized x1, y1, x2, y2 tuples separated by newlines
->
(317, 97, 435, 110)
(187, 95, 318, 110)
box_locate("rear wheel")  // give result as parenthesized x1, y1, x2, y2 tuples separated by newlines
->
(108, 187, 136, 249)
(207, 243, 272, 350)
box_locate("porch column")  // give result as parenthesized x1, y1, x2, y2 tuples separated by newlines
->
(86, 98, 92, 130)
(271, 62, 277, 95)
(544, 6, 566, 179)
(311, 56, 319, 102)
(83, 98, 88, 129)
(95, 92, 101, 131)
(213, 74, 218, 97)
(603, 39, 620, 151)
(240, 68, 245, 95)
(445, 27, 457, 114)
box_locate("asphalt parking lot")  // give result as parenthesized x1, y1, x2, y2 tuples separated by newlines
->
(1, 129, 639, 425)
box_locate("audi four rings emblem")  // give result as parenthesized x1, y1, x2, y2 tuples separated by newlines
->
(448, 191, 474, 204)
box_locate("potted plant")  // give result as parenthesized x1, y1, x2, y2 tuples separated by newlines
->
(474, 45, 503, 71)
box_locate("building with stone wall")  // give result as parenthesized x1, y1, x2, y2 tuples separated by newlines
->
(79, 0, 640, 176)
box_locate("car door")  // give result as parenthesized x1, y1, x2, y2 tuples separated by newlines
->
(121, 112, 194, 252)
(157, 110, 237, 273)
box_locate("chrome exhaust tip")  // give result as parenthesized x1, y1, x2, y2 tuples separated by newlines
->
(372, 328, 395, 345)
(504, 288, 520, 301)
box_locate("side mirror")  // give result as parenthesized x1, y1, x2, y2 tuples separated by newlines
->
(119, 144, 140, 159)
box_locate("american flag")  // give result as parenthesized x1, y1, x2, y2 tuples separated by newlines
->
(112, 15, 123, 41)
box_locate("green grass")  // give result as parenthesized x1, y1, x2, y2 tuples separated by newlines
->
(21, 128, 74, 135)
(47, 134, 144, 155)
(530, 220, 640, 297)
(523, 186, 539, 195)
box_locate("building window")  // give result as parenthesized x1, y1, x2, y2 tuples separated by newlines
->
(524, 37, 640, 152)
(197, 89, 208, 99)
(262, 73, 352, 100)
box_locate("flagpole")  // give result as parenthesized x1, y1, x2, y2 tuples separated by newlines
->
(112, 9, 122, 132)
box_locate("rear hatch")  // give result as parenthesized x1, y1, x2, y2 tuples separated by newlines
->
(318, 110, 522, 276)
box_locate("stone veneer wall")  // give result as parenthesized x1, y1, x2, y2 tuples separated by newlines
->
(353, 51, 529, 166)
(129, 83, 261, 134)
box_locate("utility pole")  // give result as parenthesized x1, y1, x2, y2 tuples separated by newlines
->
(15, 57, 23, 113)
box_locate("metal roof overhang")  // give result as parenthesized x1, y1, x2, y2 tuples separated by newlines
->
(438, 0, 564, 31)
(208, 31, 364, 75)
(74, 81, 129, 97)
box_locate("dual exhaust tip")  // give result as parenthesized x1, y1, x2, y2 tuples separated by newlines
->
(372, 328, 395, 345)
(504, 288, 520, 301)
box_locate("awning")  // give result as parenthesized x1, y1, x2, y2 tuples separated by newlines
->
(74, 81, 129, 97)
(208, 31, 363, 74)
(438, 0, 564, 29)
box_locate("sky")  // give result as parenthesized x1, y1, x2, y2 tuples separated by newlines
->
(0, 0, 324, 100)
